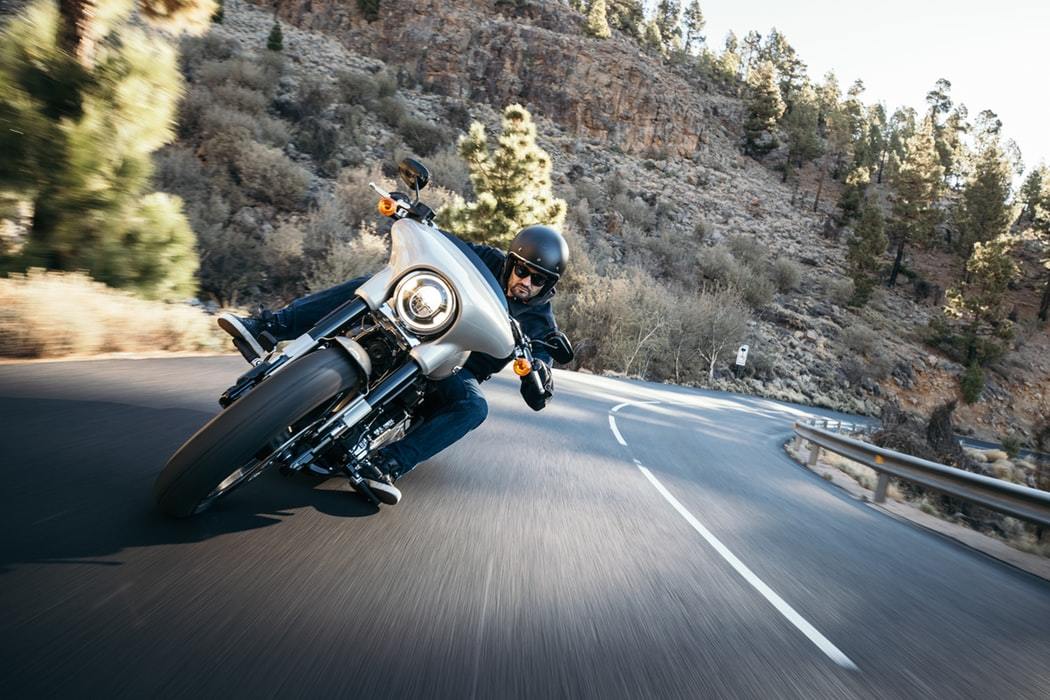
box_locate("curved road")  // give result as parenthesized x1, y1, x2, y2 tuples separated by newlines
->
(1, 356, 1048, 698)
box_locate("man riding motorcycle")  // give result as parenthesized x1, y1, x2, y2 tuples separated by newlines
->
(217, 225, 568, 505)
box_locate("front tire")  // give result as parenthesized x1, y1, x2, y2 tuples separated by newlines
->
(153, 348, 361, 517)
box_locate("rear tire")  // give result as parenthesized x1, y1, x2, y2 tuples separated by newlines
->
(153, 348, 361, 517)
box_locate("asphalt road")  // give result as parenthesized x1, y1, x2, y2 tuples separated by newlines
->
(2, 356, 1049, 699)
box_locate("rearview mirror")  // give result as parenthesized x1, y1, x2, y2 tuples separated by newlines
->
(544, 331, 574, 365)
(398, 158, 430, 194)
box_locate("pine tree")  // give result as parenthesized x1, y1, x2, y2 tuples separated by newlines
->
(438, 105, 567, 247)
(955, 139, 1013, 260)
(847, 200, 888, 306)
(586, 0, 612, 39)
(740, 30, 762, 78)
(605, 0, 644, 39)
(813, 96, 852, 212)
(1, 0, 199, 299)
(742, 60, 783, 156)
(761, 29, 806, 111)
(642, 20, 664, 55)
(717, 31, 740, 83)
(944, 233, 1019, 366)
(682, 0, 705, 54)
(866, 103, 889, 183)
(1028, 178, 1050, 322)
(886, 117, 943, 286)
(267, 20, 283, 51)
(836, 165, 870, 225)
(654, 0, 681, 53)
(1018, 166, 1046, 223)
(781, 85, 822, 184)
(212, 0, 224, 23)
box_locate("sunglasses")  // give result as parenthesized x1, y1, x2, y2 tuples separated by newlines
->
(512, 263, 551, 287)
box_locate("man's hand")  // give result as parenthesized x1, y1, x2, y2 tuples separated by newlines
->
(520, 360, 553, 411)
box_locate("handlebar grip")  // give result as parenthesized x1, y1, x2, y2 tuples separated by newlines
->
(528, 367, 544, 396)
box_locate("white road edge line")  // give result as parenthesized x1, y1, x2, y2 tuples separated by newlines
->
(609, 414, 627, 446)
(612, 402, 859, 672)
(636, 465, 859, 671)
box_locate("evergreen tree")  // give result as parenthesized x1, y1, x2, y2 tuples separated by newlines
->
(836, 165, 870, 225)
(1027, 177, 1050, 322)
(761, 29, 806, 111)
(742, 60, 783, 156)
(1018, 166, 1046, 223)
(841, 80, 867, 169)
(944, 233, 1019, 368)
(682, 0, 705, 54)
(740, 30, 762, 79)
(955, 138, 1013, 260)
(606, 0, 644, 39)
(642, 20, 664, 55)
(717, 30, 741, 83)
(586, 0, 612, 38)
(654, 0, 681, 53)
(1, 0, 199, 299)
(847, 200, 888, 306)
(212, 0, 224, 23)
(815, 71, 840, 136)
(866, 103, 889, 183)
(812, 96, 852, 212)
(267, 20, 283, 51)
(883, 106, 917, 182)
(438, 104, 567, 247)
(886, 117, 943, 286)
(781, 85, 822, 184)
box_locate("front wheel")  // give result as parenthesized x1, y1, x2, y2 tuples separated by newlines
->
(153, 348, 361, 517)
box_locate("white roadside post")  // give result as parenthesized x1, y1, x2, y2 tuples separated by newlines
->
(734, 344, 749, 378)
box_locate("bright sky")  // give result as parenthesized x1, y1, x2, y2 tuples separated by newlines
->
(695, 0, 1050, 172)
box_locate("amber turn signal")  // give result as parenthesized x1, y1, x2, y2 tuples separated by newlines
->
(377, 197, 397, 216)
(513, 358, 532, 376)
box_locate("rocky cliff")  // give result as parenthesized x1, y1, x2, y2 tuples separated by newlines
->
(258, 0, 729, 159)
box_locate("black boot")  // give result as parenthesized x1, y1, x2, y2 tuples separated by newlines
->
(217, 309, 279, 363)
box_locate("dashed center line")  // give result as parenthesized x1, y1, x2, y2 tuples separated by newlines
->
(608, 403, 860, 672)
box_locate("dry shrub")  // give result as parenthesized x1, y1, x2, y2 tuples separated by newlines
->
(196, 57, 274, 93)
(772, 257, 802, 292)
(611, 192, 656, 230)
(0, 270, 225, 358)
(209, 83, 268, 116)
(695, 244, 775, 309)
(726, 233, 768, 269)
(424, 145, 471, 196)
(305, 222, 389, 291)
(842, 323, 879, 357)
(828, 277, 855, 306)
(233, 141, 310, 209)
(398, 115, 451, 156)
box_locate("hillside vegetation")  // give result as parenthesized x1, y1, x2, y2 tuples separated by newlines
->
(1, 0, 1047, 448)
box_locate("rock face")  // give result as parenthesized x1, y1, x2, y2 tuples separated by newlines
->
(259, 0, 715, 157)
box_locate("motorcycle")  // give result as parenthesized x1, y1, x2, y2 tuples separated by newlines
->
(153, 159, 573, 517)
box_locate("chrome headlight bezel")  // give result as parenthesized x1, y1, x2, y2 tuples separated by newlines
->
(392, 271, 457, 336)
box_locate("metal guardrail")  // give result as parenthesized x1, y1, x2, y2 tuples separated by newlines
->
(794, 421, 1050, 528)
(804, 418, 873, 436)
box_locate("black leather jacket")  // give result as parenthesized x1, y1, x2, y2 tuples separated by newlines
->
(456, 239, 558, 410)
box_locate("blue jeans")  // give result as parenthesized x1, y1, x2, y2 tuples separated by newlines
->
(271, 278, 489, 474)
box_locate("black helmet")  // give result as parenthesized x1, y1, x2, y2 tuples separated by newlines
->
(502, 225, 569, 299)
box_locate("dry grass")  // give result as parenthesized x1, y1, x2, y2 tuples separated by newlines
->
(0, 269, 226, 358)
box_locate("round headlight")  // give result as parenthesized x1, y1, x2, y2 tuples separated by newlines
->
(393, 272, 457, 335)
